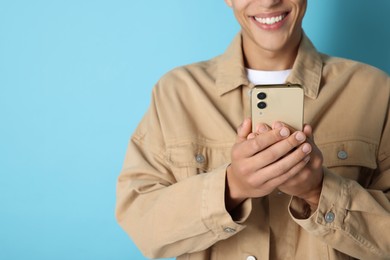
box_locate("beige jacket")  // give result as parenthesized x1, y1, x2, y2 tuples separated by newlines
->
(116, 33, 390, 260)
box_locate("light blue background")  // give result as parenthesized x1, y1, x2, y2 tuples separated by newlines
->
(0, 1, 389, 260)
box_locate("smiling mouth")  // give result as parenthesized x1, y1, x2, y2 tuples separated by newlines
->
(254, 13, 288, 25)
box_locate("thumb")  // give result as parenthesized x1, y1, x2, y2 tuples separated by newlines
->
(303, 124, 314, 140)
(237, 118, 252, 142)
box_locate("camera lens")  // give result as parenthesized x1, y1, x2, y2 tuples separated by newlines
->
(257, 92, 267, 100)
(257, 101, 267, 109)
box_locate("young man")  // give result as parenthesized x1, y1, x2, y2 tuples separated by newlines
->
(116, 0, 390, 259)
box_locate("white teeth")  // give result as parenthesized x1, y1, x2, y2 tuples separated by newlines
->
(255, 14, 285, 25)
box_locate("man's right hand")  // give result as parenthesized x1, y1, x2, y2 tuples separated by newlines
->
(225, 118, 311, 211)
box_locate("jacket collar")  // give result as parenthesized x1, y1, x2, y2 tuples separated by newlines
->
(215, 32, 322, 99)
(215, 33, 250, 95)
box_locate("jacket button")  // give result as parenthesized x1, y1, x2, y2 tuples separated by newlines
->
(223, 227, 236, 233)
(195, 154, 205, 164)
(246, 256, 256, 260)
(325, 211, 335, 223)
(337, 150, 348, 160)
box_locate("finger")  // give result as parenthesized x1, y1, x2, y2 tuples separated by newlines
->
(255, 123, 271, 134)
(272, 121, 299, 132)
(234, 129, 302, 179)
(247, 133, 257, 140)
(248, 123, 271, 140)
(236, 118, 252, 143)
(257, 139, 312, 180)
(272, 121, 285, 130)
(252, 131, 308, 169)
(239, 126, 291, 158)
(265, 155, 311, 189)
(303, 124, 313, 140)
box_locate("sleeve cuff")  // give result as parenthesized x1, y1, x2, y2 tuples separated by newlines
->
(289, 167, 349, 234)
(201, 163, 252, 238)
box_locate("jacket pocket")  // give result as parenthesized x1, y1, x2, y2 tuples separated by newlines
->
(165, 141, 233, 180)
(318, 139, 377, 169)
(318, 139, 378, 187)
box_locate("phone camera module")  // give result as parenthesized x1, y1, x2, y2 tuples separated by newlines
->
(257, 92, 267, 100)
(257, 101, 267, 109)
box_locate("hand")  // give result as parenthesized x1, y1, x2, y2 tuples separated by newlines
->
(278, 124, 324, 210)
(225, 118, 311, 211)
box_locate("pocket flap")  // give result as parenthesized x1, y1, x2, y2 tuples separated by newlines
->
(166, 142, 232, 171)
(318, 140, 377, 169)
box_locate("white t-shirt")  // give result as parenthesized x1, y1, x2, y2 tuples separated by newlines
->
(246, 68, 292, 85)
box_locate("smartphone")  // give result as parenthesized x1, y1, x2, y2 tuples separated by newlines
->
(251, 84, 304, 131)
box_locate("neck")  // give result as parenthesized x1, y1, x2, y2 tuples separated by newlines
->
(244, 47, 298, 71)
(243, 33, 301, 71)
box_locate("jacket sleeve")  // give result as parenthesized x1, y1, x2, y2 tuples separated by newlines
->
(115, 89, 251, 259)
(289, 99, 390, 259)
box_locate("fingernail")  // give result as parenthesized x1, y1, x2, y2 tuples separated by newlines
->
(257, 124, 268, 134)
(295, 132, 306, 142)
(304, 155, 311, 163)
(302, 143, 311, 154)
(280, 127, 290, 137)
(274, 121, 283, 129)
